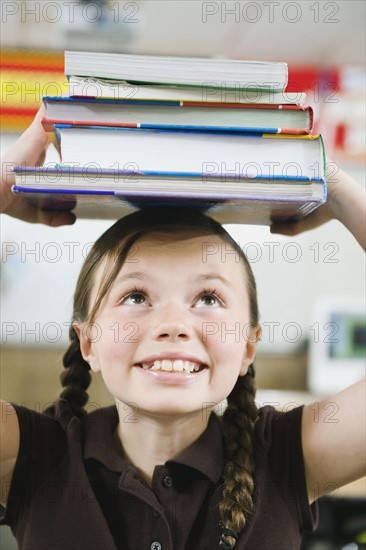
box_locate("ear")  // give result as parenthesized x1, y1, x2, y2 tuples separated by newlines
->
(73, 322, 101, 373)
(239, 325, 261, 376)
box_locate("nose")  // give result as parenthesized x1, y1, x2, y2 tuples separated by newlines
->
(151, 302, 191, 341)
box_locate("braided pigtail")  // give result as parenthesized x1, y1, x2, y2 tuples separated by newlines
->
(218, 363, 258, 549)
(59, 325, 91, 416)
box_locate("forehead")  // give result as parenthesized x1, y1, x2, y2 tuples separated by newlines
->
(96, 231, 246, 285)
(127, 231, 241, 265)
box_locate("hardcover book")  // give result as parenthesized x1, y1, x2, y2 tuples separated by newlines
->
(12, 165, 326, 225)
(65, 51, 288, 91)
(68, 76, 306, 104)
(42, 97, 313, 135)
(52, 124, 325, 179)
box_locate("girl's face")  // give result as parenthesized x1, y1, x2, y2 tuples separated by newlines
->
(77, 232, 259, 418)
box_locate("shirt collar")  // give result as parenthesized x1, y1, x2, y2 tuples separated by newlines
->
(166, 412, 224, 484)
(83, 404, 127, 472)
(82, 404, 224, 484)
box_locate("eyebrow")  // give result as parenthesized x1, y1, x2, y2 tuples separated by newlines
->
(195, 274, 234, 288)
(116, 272, 147, 282)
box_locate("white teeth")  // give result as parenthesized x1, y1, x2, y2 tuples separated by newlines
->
(173, 360, 184, 371)
(161, 360, 172, 371)
(183, 362, 191, 373)
(141, 359, 203, 373)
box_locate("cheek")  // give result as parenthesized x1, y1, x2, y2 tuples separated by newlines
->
(105, 321, 141, 349)
(92, 336, 132, 397)
(99, 309, 141, 342)
(208, 329, 247, 371)
(93, 317, 140, 365)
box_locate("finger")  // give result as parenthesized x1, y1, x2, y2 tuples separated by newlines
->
(31, 196, 77, 226)
(270, 220, 305, 236)
(270, 221, 322, 236)
(37, 209, 77, 227)
(270, 206, 333, 235)
(4, 201, 76, 226)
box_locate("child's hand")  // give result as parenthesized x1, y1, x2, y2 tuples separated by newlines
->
(270, 201, 333, 237)
(270, 161, 366, 250)
(0, 105, 76, 226)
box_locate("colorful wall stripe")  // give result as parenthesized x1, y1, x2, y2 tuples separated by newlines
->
(1, 49, 68, 133)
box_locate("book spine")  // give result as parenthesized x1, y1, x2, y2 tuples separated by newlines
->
(50, 120, 275, 134)
(13, 166, 325, 183)
(43, 98, 307, 110)
(42, 118, 139, 131)
(65, 75, 287, 93)
(55, 123, 318, 139)
(67, 77, 307, 104)
(12, 186, 115, 196)
(13, 186, 324, 205)
(181, 102, 305, 110)
(138, 124, 282, 133)
(43, 96, 182, 107)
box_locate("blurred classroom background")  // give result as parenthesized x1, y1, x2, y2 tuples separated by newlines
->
(1, 1, 365, 548)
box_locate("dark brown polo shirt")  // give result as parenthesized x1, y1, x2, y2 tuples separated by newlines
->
(1, 399, 317, 549)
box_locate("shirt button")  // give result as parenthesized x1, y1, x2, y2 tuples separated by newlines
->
(150, 542, 162, 550)
(162, 475, 173, 488)
(152, 510, 160, 518)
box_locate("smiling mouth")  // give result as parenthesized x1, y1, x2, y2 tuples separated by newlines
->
(135, 359, 208, 373)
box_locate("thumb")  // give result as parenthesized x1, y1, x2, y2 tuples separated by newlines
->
(21, 104, 50, 164)
(8, 105, 50, 168)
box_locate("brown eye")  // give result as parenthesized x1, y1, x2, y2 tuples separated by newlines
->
(202, 294, 217, 306)
(122, 292, 147, 305)
(195, 292, 221, 308)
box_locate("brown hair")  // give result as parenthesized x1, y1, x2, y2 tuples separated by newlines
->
(60, 206, 259, 549)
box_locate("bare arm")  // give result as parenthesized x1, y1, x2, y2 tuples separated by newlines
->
(302, 378, 365, 504)
(271, 161, 366, 251)
(0, 401, 20, 507)
(272, 163, 366, 503)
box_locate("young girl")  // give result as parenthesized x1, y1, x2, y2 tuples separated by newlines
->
(0, 108, 365, 550)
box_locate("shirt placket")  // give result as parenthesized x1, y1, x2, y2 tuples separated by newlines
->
(151, 465, 176, 543)
(118, 465, 174, 550)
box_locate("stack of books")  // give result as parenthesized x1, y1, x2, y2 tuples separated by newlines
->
(12, 51, 326, 224)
